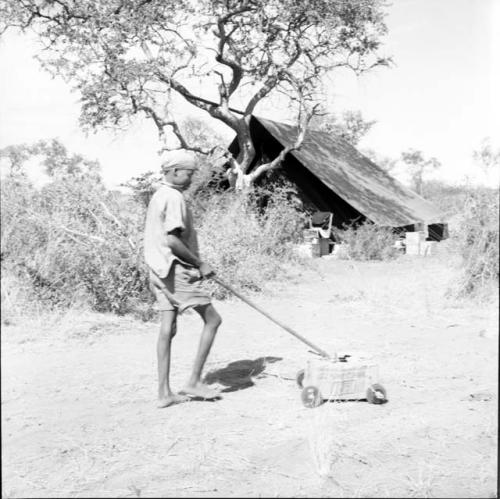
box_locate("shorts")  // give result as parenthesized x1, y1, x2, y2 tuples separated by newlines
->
(149, 261, 211, 312)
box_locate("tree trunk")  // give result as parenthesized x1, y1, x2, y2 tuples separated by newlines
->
(224, 115, 257, 192)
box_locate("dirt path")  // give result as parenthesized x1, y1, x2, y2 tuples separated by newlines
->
(2, 250, 498, 498)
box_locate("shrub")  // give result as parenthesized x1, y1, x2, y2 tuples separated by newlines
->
(1, 173, 153, 315)
(452, 189, 499, 298)
(0, 272, 38, 324)
(1, 168, 308, 313)
(336, 221, 399, 261)
(421, 180, 498, 221)
(421, 180, 470, 218)
(196, 186, 308, 298)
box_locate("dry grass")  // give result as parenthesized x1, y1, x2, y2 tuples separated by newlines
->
(197, 189, 307, 298)
(336, 222, 400, 261)
(304, 403, 374, 487)
(448, 189, 499, 300)
(1, 173, 309, 315)
(1, 174, 150, 315)
(402, 462, 440, 498)
(306, 404, 346, 480)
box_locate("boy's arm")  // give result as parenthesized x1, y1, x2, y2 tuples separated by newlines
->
(166, 229, 215, 277)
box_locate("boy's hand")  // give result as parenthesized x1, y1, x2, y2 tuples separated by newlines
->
(199, 262, 216, 278)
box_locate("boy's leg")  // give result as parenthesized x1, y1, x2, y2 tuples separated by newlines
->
(157, 310, 189, 408)
(180, 304, 222, 399)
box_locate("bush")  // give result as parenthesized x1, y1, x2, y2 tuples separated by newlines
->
(1, 168, 308, 313)
(1, 173, 153, 315)
(421, 180, 498, 220)
(336, 221, 399, 261)
(452, 189, 499, 298)
(421, 180, 470, 217)
(196, 186, 307, 298)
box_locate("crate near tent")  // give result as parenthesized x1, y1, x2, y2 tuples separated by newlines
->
(405, 231, 426, 255)
(302, 212, 334, 257)
(405, 229, 439, 256)
(303, 229, 331, 257)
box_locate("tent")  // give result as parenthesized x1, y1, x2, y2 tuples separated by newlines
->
(228, 116, 448, 240)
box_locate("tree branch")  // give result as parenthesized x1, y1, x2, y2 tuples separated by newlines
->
(214, 17, 243, 97)
(165, 120, 213, 155)
(155, 71, 239, 129)
(247, 102, 319, 182)
(58, 225, 107, 244)
(155, 72, 214, 112)
(244, 74, 279, 115)
(99, 201, 136, 251)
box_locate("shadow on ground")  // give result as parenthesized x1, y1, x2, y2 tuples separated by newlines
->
(204, 356, 283, 392)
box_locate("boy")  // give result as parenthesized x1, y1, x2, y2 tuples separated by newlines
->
(144, 150, 222, 408)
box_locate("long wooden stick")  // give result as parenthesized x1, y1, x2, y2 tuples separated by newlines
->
(212, 277, 331, 359)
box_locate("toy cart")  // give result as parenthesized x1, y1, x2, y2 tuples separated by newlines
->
(296, 357, 387, 408)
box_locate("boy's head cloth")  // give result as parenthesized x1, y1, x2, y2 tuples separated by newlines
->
(161, 150, 198, 172)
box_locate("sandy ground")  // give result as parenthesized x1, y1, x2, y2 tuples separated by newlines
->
(1, 246, 498, 498)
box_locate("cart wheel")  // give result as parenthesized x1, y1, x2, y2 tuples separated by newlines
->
(296, 369, 305, 388)
(301, 385, 323, 408)
(366, 383, 387, 404)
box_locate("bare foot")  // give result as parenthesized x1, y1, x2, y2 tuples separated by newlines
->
(180, 383, 221, 400)
(157, 393, 190, 408)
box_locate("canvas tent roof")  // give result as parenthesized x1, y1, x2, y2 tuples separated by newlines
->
(237, 116, 444, 228)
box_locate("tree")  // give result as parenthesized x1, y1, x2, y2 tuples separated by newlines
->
(400, 149, 441, 196)
(362, 148, 397, 173)
(313, 109, 376, 146)
(1, 139, 149, 314)
(34, 139, 101, 179)
(0, 139, 101, 181)
(0, 143, 34, 178)
(2, 0, 390, 190)
(473, 137, 500, 175)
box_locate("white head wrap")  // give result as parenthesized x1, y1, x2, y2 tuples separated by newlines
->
(160, 150, 198, 172)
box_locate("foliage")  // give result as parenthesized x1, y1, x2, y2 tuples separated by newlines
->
(313, 109, 376, 146)
(1, 137, 311, 314)
(0, 143, 34, 177)
(121, 170, 162, 208)
(196, 186, 308, 298)
(361, 148, 397, 173)
(452, 189, 499, 298)
(473, 137, 500, 173)
(1, 166, 152, 316)
(400, 149, 441, 196)
(0, 138, 101, 180)
(3, 0, 390, 188)
(2, 133, 498, 316)
(421, 181, 499, 300)
(418, 180, 500, 231)
(336, 221, 399, 261)
(34, 139, 101, 179)
(419, 180, 474, 218)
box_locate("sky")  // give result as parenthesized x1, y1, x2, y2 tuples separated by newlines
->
(0, 0, 499, 189)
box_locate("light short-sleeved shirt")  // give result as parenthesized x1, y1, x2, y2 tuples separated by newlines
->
(143, 183, 200, 278)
